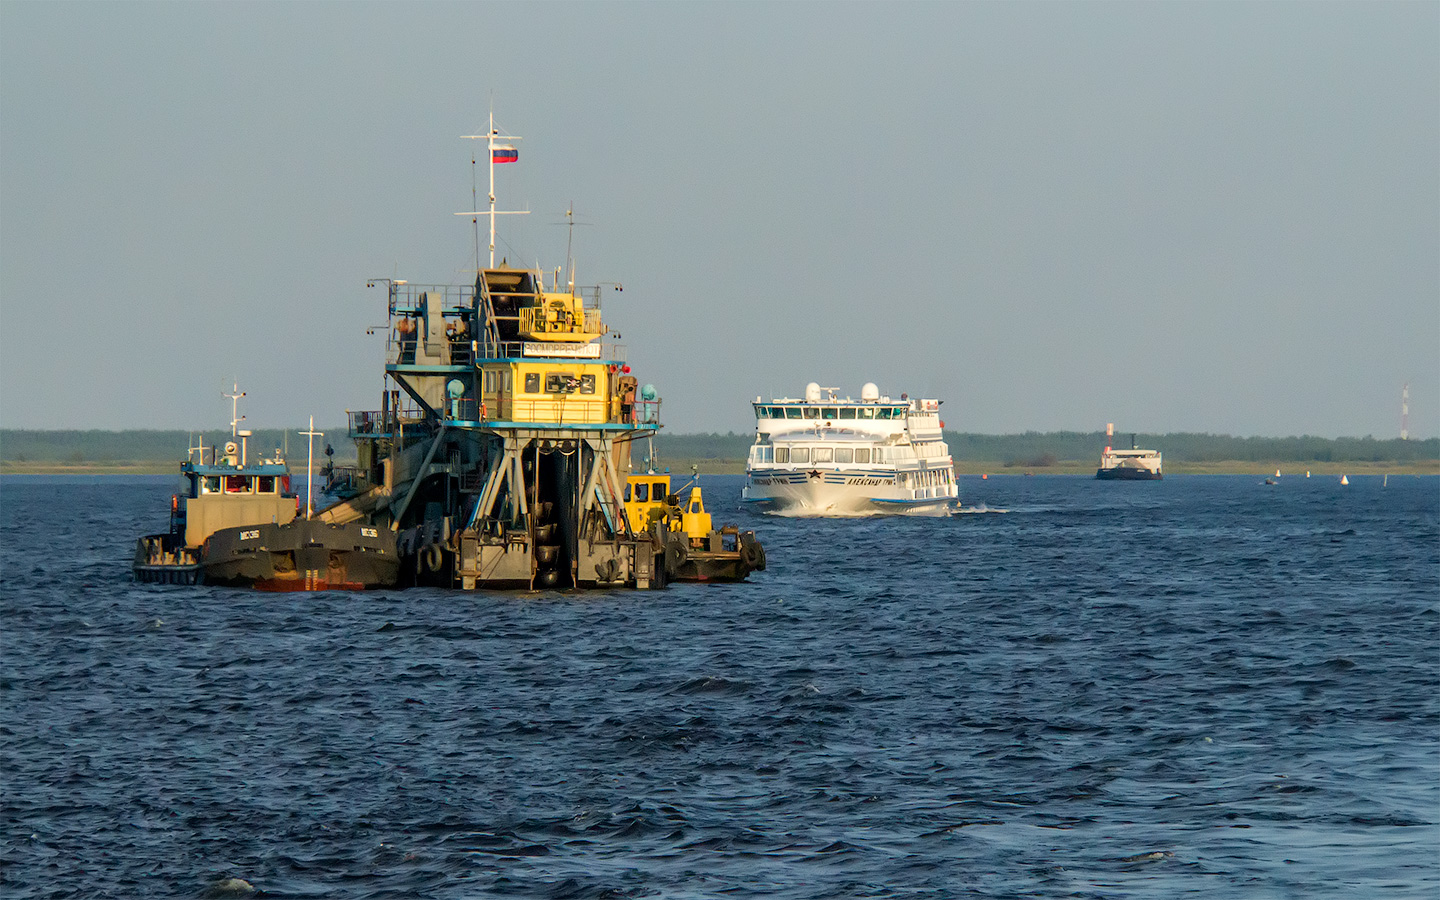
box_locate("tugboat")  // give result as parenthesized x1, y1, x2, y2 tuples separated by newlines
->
(201, 517, 398, 591)
(624, 464, 766, 582)
(133, 388, 400, 589)
(1096, 425, 1163, 480)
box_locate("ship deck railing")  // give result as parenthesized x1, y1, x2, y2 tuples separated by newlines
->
(435, 397, 661, 429)
(348, 409, 430, 440)
(383, 282, 474, 317)
(386, 338, 627, 367)
(383, 280, 609, 316)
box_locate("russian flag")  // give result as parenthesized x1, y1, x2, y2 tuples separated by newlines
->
(492, 145, 518, 164)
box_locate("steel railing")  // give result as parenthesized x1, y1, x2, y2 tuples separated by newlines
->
(386, 338, 627, 365)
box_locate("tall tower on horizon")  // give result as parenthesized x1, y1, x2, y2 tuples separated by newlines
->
(1400, 383, 1409, 441)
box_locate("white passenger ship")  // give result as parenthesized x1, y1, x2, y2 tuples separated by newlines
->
(743, 382, 958, 516)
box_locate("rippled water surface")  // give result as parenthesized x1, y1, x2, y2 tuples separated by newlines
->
(2, 473, 1437, 898)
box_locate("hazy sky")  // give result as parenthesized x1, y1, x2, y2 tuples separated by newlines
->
(2, 2, 1435, 438)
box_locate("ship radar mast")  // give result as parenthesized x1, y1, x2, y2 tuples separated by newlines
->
(222, 382, 250, 465)
(458, 106, 529, 268)
(224, 382, 246, 439)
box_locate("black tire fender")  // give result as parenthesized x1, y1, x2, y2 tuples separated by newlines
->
(664, 537, 687, 573)
(423, 543, 444, 573)
(740, 534, 763, 569)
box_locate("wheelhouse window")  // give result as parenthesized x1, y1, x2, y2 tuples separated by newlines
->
(855, 448, 871, 463)
(545, 373, 580, 393)
(784, 407, 802, 419)
(821, 407, 838, 420)
(835, 448, 854, 463)
(256, 476, 276, 493)
(579, 374, 596, 394)
(813, 447, 833, 463)
(859, 408, 876, 419)
(839, 408, 857, 419)
(524, 373, 540, 393)
(653, 481, 667, 500)
(634, 482, 649, 502)
(802, 407, 819, 419)
(775, 448, 790, 463)
(791, 448, 810, 464)
(624, 482, 632, 501)
(223, 475, 251, 493)
(202, 475, 221, 494)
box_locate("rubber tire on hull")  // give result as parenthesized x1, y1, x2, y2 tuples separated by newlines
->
(664, 538, 687, 575)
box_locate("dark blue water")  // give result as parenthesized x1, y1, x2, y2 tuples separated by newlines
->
(2, 473, 1436, 898)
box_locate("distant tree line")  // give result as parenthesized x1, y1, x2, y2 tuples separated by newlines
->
(2, 428, 1435, 465)
(0, 429, 347, 464)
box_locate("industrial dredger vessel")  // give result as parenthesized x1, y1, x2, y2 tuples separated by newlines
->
(313, 114, 755, 589)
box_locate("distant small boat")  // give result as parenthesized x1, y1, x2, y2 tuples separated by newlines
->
(1340, 475, 1350, 486)
(1264, 478, 1277, 485)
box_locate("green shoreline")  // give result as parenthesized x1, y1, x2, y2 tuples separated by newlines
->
(5, 459, 1435, 477)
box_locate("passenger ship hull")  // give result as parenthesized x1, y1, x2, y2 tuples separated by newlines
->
(744, 470, 956, 517)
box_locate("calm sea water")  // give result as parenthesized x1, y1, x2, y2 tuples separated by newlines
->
(1, 473, 1436, 899)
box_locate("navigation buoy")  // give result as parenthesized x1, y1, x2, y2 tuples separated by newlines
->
(1340, 475, 1349, 486)
(981, 473, 988, 480)
(1306, 471, 1310, 478)
(1275, 469, 1282, 478)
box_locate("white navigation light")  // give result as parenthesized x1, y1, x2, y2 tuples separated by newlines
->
(861, 382, 880, 402)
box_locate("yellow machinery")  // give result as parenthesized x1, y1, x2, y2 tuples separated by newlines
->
(676, 486, 712, 543)
(624, 472, 674, 534)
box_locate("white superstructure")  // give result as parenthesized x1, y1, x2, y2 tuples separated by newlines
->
(743, 382, 958, 517)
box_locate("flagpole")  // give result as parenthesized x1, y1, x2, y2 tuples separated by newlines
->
(459, 108, 524, 268)
(488, 107, 497, 267)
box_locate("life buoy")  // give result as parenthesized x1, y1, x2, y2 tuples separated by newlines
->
(423, 544, 444, 573)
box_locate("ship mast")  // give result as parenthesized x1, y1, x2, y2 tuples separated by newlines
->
(300, 416, 323, 519)
(459, 107, 527, 268)
(224, 382, 246, 439)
